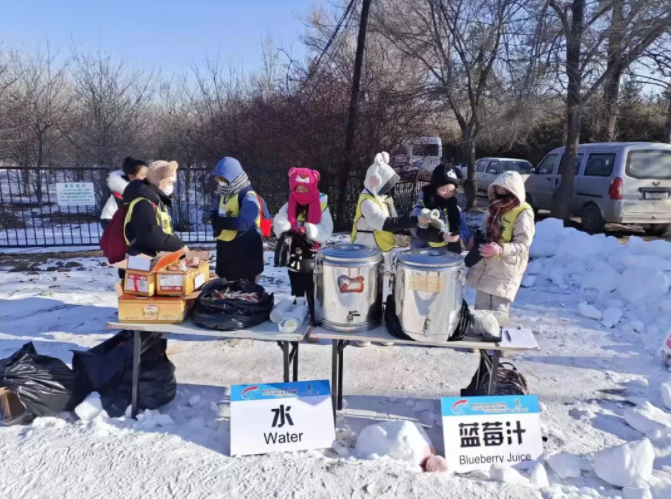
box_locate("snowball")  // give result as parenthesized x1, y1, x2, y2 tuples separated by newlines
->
(521, 275, 536, 288)
(661, 382, 671, 410)
(354, 421, 434, 466)
(618, 268, 670, 305)
(75, 392, 103, 422)
(602, 308, 623, 328)
(530, 463, 549, 488)
(188, 395, 200, 407)
(527, 259, 544, 275)
(424, 455, 449, 473)
(582, 266, 620, 294)
(490, 464, 528, 484)
(579, 302, 602, 320)
(547, 453, 582, 479)
(623, 484, 653, 499)
(624, 402, 671, 435)
(592, 439, 655, 488)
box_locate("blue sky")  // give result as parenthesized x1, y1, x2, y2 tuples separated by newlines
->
(0, 0, 320, 75)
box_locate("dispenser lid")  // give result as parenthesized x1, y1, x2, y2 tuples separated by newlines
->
(396, 249, 463, 268)
(318, 243, 383, 263)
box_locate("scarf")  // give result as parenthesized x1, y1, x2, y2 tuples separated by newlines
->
(486, 194, 520, 243)
(217, 171, 250, 202)
(287, 168, 322, 229)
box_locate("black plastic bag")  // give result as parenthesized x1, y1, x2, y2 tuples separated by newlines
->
(192, 279, 274, 331)
(0, 342, 79, 425)
(73, 331, 176, 417)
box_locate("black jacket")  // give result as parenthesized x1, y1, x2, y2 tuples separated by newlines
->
(417, 186, 462, 253)
(122, 180, 185, 256)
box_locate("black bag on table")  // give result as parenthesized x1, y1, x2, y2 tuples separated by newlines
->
(0, 342, 79, 425)
(72, 331, 176, 417)
(461, 356, 529, 396)
(192, 278, 274, 331)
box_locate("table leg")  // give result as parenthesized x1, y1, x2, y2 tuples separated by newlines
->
(337, 341, 345, 411)
(331, 340, 339, 421)
(487, 350, 501, 395)
(131, 330, 141, 418)
(291, 342, 299, 382)
(282, 341, 290, 383)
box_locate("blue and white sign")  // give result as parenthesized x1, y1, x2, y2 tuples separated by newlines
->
(441, 395, 543, 473)
(230, 380, 335, 457)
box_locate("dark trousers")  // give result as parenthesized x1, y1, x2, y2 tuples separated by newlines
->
(288, 271, 315, 320)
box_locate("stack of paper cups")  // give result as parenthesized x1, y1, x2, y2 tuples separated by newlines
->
(279, 304, 309, 333)
(270, 297, 295, 323)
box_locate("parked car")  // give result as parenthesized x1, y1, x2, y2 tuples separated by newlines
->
(475, 158, 534, 193)
(525, 142, 671, 235)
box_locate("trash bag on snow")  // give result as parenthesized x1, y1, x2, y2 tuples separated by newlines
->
(192, 279, 274, 331)
(0, 342, 79, 425)
(72, 331, 176, 417)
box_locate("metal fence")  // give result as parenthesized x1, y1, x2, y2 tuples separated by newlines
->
(0, 166, 424, 248)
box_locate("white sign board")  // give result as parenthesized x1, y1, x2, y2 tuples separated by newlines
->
(55, 182, 96, 206)
(230, 380, 335, 457)
(441, 395, 543, 473)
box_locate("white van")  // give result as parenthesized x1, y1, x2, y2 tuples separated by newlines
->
(525, 142, 671, 234)
(391, 137, 442, 175)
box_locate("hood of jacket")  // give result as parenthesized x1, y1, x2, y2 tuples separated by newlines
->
(213, 157, 244, 182)
(107, 170, 129, 195)
(364, 152, 399, 199)
(488, 171, 526, 205)
(122, 179, 172, 207)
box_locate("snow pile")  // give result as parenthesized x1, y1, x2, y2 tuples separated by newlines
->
(592, 439, 655, 488)
(490, 464, 528, 484)
(354, 421, 434, 466)
(624, 402, 671, 437)
(546, 452, 582, 479)
(529, 463, 549, 488)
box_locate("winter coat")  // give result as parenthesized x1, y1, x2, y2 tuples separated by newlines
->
(101, 170, 129, 221)
(273, 194, 333, 244)
(122, 179, 185, 257)
(410, 191, 468, 253)
(211, 185, 264, 280)
(466, 171, 535, 301)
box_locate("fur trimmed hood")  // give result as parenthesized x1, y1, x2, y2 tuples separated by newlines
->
(107, 170, 129, 195)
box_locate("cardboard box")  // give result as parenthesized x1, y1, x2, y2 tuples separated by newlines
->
(155, 251, 210, 297)
(0, 387, 24, 422)
(116, 283, 197, 324)
(124, 269, 156, 297)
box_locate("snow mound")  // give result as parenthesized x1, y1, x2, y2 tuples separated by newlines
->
(582, 265, 619, 294)
(592, 439, 655, 488)
(354, 421, 434, 466)
(623, 484, 653, 499)
(557, 230, 603, 259)
(490, 464, 528, 484)
(617, 268, 670, 306)
(578, 302, 601, 321)
(75, 392, 103, 422)
(526, 259, 544, 275)
(546, 452, 581, 479)
(624, 402, 671, 436)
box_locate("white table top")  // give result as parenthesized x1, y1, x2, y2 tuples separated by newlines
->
(106, 318, 309, 342)
(310, 324, 538, 351)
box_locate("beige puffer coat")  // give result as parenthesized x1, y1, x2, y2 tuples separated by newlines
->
(466, 171, 535, 301)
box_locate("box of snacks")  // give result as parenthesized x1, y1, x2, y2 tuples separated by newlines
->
(155, 250, 210, 297)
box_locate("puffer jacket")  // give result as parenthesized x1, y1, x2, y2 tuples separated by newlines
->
(100, 170, 129, 221)
(466, 171, 535, 301)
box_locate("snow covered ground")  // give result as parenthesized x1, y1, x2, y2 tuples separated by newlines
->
(1, 222, 671, 498)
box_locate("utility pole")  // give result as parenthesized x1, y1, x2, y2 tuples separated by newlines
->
(336, 0, 372, 229)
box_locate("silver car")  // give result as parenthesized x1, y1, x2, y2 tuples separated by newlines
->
(525, 142, 671, 235)
(475, 158, 534, 193)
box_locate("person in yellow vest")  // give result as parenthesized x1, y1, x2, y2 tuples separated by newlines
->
(273, 168, 333, 320)
(351, 152, 431, 347)
(122, 160, 185, 258)
(466, 171, 535, 316)
(210, 157, 264, 281)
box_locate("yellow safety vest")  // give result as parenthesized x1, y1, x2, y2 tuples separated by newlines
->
(216, 191, 261, 242)
(418, 199, 450, 248)
(499, 202, 531, 243)
(351, 193, 396, 252)
(124, 197, 173, 245)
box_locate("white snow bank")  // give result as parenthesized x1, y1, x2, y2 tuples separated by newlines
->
(624, 402, 671, 436)
(75, 392, 103, 422)
(546, 453, 582, 479)
(354, 421, 434, 466)
(578, 302, 602, 321)
(582, 265, 619, 294)
(592, 439, 655, 488)
(618, 269, 671, 306)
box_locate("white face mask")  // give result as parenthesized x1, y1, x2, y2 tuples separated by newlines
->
(218, 181, 227, 187)
(162, 184, 174, 196)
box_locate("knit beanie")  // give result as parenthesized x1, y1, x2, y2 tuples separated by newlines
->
(430, 164, 459, 188)
(146, 160, 179, 187)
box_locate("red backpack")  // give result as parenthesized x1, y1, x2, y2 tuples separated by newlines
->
(100, 205, 131, 264)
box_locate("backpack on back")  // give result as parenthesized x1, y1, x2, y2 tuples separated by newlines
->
(100, 205, 130, 264)
(237, 192, 272, 238)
